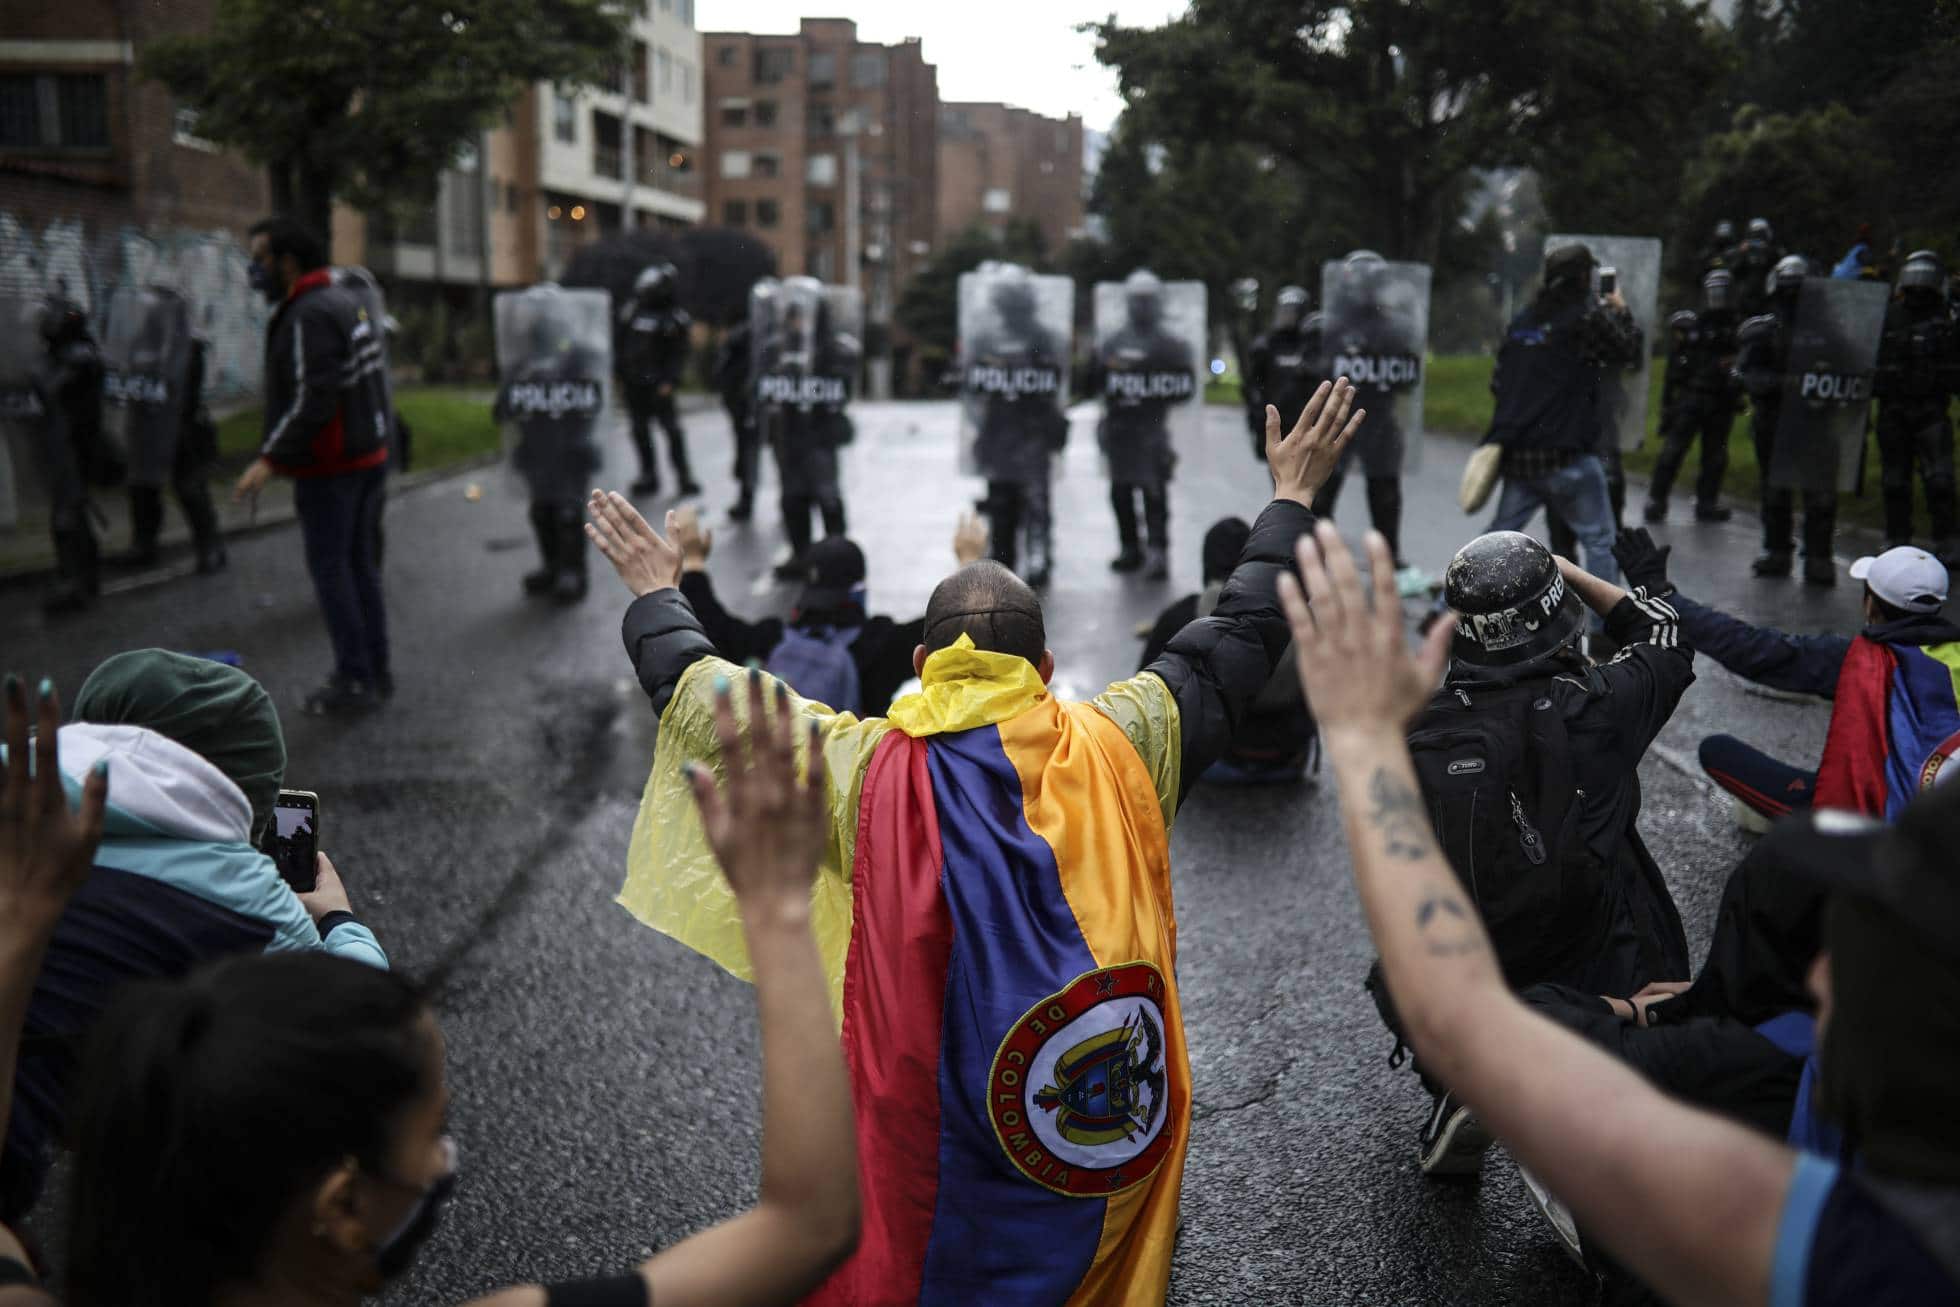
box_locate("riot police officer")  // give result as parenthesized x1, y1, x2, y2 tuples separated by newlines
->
(1244, 286, 1323, 461)
(1737, 255, 1839, 583)
(30, 298, 107, 613)
(495, 285, 610, 603)
(753, 276, 860, 577)
(1094, 269, 1199, 579)
(1700, 219, 1738, 274)
(715, 316, 758, 521)
(961, 264, 1070, 587)
(1873, 251, 1960, 559)
(1645, 268, 1743, 523)
(1731, 218, 1782, 319)
(617, 261, 697, 500)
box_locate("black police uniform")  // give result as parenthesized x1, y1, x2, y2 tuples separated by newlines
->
(1874, 295, 1960, 552)
(1648, 306, 1743, 517)
(30, 319, 106, 612)
(617, 293, 695, 496)
(1737, 296, 1839, 575)
(966, 315, 1069, 584)
(1243, 316, 1324, 460)
(715, 321, 759, 520)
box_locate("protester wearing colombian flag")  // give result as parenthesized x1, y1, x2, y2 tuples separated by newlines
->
(585, 378, 1366, 1305)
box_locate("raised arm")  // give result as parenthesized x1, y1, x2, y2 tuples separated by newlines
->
(1141, 379, 1363, 802)
(588, 491, 719, 712)
(1278, 523, 1793, 1307)
(672, 508, 783, 665)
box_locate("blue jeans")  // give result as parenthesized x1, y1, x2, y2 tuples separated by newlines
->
(293, 464, 390, 684)
(1490, 454, 1623, 591)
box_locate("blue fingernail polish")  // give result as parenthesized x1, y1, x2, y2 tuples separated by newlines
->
(92, 760, 108, 778)
(712, 674, 731, 694)
(37, 678, 52, 699)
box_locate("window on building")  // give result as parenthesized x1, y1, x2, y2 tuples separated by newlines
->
(444, 169, 483, 257)
(808, 51, 836, 87)
(632, 42, 649, 103)
(983, 188, 1012, 214)
(718, 44, 736, 66)
(657, 48, 672, 94)
(806, 103, 835, 136)
(756, 199, 780, 229)
(681, 62, 693, 103)
(806, 153, 837, 186)
(720, 149, 752, 179)
(753, 151, 781, 178)
(553, 92, 577, 143)
(754, 99, 778, 128)
(724, 200, 748, 226)
(0, 73, 109, 150)
(720, 101, 748, 128)
(807, 201, 835, 234)
(680, 0, 694, 21)
(809, 246, 836, 281)
(849, 52, 886, 88)
(754, 46, 794, 84)
(592, 110, 623, 179)
(595, 201, 622, 232)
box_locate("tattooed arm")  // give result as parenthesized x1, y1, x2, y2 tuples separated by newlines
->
(1279, 524, 1796, 1307)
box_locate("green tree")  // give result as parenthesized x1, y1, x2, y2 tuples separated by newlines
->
(144, 0, 627, 242)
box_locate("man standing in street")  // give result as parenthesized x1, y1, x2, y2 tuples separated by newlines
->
(232, 217, 393, 717)
(617, 261, 698, 500)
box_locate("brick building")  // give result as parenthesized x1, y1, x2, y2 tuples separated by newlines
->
(701, 18, 938, 395)
(937, 102, 1085, 257)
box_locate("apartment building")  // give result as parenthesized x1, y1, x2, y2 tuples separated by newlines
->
(701, 18, 939, 394)
(937, 102, 1085, 257)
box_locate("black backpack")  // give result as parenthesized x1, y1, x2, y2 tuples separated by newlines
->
(1405, 680, 1588, 988)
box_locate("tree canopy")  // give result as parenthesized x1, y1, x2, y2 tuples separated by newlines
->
(144, 0, 628, 242)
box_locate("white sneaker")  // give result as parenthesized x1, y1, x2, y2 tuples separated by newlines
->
(1517, 1163, 1586, 1267)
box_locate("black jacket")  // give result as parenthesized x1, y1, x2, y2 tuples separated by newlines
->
(258, 270, 391, 476)
(1438, 590, 1697, 993)
(627, 499, 1318, 808)
(677, 570, 924, 716)
(1488, 295, 1640, 455)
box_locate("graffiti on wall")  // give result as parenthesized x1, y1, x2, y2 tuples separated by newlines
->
(0, 211, 268, 405)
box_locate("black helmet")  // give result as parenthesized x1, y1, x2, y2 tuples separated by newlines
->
(1703, 268, 1735, 312)
(1748, 217, 1774, 243)
(1713, 219, 1736, 244)
(1544, 242, 1595, 289)
(634, 262, 675, 306)
(1274, 284, 1309, 329)
(1770, 254, 1809, 296)
(1443, 532, 1588, 677)
(1302, 309, 1326, 338)
(1899, 250, 1945, 296)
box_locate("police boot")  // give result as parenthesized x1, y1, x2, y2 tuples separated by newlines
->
(1693, 502, 1732, 523)
(553, 514, 589, 604)
(1802, 507, 1838, 587)
(670, 442, 702, 499)
(1882, 486, 1916, 551)
(110, 486, 164, 567)
(44, 521, 100, 616)
(729, 489, 754, 523)
(523, 502, 560, 596)
(1144, 544, 1170, 581)
(179, 480, 227, 574)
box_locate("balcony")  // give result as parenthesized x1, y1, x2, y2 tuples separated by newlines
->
(637, 155, 700, 198)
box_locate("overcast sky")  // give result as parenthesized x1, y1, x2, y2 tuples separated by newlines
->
(691, 2, 1190, 132)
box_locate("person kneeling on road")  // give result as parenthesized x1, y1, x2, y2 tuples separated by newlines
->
(587, 380, 1366, 1304)
(668, 506, 987, 717)
(1616, 528, 1960, 825)
(1385, 529, 1694, 1179)
(1279, 520, 1960, 1307)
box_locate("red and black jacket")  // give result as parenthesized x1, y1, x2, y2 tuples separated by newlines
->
(258, 269, 391, 477)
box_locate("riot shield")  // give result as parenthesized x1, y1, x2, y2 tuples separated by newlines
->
(1544, 234, 1661, 452)
(957, 263, 1074, 483)
(0, 296, 46, 532)
(493, 284, 612, 504)
(752, 277, 858, 499)
(1768, 277, 1890, 494)
(333, 266, 397, 420)
(1093, 274, 1206, 484)
(98, 286, 192, 488)
(1319, 255, 1430, 475)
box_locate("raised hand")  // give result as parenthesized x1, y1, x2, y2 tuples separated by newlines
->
(953, 510, 990, 566)
(672, 505, 713, 572)
(1276, 522, 1453, 745)
(685, 669, 827, 917)
(1265, 377, 1366, 506)
(586, 489, 684, 598)
(1, 675, 107, 933)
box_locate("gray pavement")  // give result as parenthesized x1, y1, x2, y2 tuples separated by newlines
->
(0, 402, 1871, 1303)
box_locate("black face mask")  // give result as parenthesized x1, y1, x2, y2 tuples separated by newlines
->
(373, 1137, 458, 1279)
(248, 260, 283, 304)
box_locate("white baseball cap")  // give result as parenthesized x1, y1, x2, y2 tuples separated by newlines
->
(1850, 547, 1950, 614)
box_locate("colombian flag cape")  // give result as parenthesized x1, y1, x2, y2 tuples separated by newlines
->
(1814, 634, 1960, 817)
(621, 637, 1190, 1305)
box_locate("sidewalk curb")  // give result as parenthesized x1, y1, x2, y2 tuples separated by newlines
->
(0, 452, 504, 592)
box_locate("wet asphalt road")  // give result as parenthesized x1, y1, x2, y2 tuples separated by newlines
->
(0, 400, 1874, 1304)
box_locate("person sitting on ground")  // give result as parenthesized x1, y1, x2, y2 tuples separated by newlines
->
(1275, 522, 1960, 1306)
(668, 506, 984, 717)
(0, 650, 386, 1226)
(4, 669, 857, 1307)
(586, 379, 1366, 1303)
(1138, 515, 1317, 783)
(1387, 529, 1694, 1179)
(1616, 529, 1960, 824)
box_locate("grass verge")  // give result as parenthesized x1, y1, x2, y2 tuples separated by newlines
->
(214, 384, 500, 474)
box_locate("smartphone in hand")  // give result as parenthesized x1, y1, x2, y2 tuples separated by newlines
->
(263, 789, 320, 893)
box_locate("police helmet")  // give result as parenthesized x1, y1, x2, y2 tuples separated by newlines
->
(1747, 218, 1774, 243)
(1273, 284, 1309, 328)
(1770, 254, 1809, 296)
(1713, 219, 1736, 244)
(1899, 250, 1946, 296)
(634, 263, 674, 304)
(1443, 532, 1589, 678)
(1703, 268, 1735, 312)
(990, 264, 1038, 319)
(1124, 268, 1164, 300)
(1302, 310, 1326, 337)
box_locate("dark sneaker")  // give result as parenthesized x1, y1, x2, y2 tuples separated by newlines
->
(1110, 549, 1145, 574)
(302, 676, 382, 718)
(1144, 546, 1169, 581)
(1751, 550, 1793, 578)
(629, 476, 660, 497)
(552, 569, 588, 604)
(522, 566, 555, 596)
(1803, 556, 1838, 587)
(1418, 1091, 1493, 1178)
(195, 545, 229, 574)
(1642, 501, 1667, 524)
(1517, 1163, 1587, 1267)
(1693, 504, 1732, 523)
(677, 480, 703, 498)
(729, 497, 754, 523)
